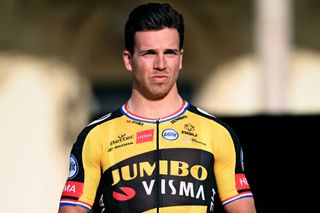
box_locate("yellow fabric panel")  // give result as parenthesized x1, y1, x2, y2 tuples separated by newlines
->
(210, 121, 238, 201)
(79, 126, 104, 205)
(158, 110, 239, 201)
(158, 111, 214, 153)
(181, 110, 238, 201)
(98, 116, 157, 171)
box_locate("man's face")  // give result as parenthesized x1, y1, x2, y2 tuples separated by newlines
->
(123, 28, 183, 100)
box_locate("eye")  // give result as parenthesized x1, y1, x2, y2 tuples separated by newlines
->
(143, 52, 155, 56)
(140, 50, 156, 58)
(165, 50, 179, 57)
(145, 50, 156, 55)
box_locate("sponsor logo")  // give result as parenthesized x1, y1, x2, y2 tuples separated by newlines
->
(209, 188, 216, 212)
(108, 133, 134, 152)
(110, 133, 134, 146)
(181, 131, 198, 137)
(68, 154, 78, 179)
(191, 138, 206, 146)
(182, 124, 198, 137)
(136, 129, 154, 143)
(240, 148, 245, 171)
(111, 160, 208, 185)
(108, 150, 214, 205)
(110, 160, 209, 202)
(235, 174, 250, 190)
(184, 123, 195, 131)
(113, 187, 136, 201)
(182, 137, 190, 142)
(142, 179, 205, 201)
(132, 120, 144, 126)
(170, 115, 187, 124)
(126, 120, 144, 126)
(162, 129, 179, 141)
(62, 181, 83, 198)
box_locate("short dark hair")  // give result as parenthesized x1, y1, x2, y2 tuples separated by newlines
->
(124, 3, 184, 53)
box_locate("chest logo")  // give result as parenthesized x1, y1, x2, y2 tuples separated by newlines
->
(136, 129, 154, 143)
(112, 187, 136, 201)
(184, 123, 195, 131)
(182, 123, 198, 137)
(162, 129, 179, 141)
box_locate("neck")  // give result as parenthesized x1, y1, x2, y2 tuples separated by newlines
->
(127, 89, 184, 119)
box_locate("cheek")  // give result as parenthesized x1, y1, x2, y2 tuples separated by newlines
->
(172, 61, 182, 74)
(173, 70, 180, 82)
(134, 60, 152, 74)
(132, 64, 148, 82)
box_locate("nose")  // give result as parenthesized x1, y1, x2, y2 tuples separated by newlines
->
(154, 54, 166, 71)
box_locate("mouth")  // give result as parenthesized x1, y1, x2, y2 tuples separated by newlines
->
(151, 75, 168, 82)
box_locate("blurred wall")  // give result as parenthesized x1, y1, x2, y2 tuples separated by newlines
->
(1, 0, 319, 112)
(194, 49, 320, 115)
(0, 0, 254, 86)
(0, 54, 91, 212)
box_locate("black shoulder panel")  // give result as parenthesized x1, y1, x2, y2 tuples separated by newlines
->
(77, 108, 123, 143)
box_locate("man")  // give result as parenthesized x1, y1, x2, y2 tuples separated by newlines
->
(59, 3, 256, 213)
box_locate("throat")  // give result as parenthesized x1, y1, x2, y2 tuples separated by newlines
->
(126, 97, 184, 119)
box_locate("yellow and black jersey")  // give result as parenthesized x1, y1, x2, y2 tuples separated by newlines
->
(60, 101, 253, 212)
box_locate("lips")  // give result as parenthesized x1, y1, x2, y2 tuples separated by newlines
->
(151, 75, 168, 83)
(152, 74, 168, 79)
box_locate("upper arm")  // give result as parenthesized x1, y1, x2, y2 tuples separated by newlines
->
(59, 126, 103, 211)
(212, 122, 254, 206)
(58, 205, 89, 213)
(224, 197, 256, 213)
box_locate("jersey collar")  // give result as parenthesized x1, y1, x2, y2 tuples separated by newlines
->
(121, 100, 189, 123)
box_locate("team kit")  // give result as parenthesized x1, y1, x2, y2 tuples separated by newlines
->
(60, 101, 253, 212)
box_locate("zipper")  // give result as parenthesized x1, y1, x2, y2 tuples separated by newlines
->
(156, 119, 160, 213)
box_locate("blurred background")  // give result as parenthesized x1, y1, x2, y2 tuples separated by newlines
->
(0, 0, 319, 212)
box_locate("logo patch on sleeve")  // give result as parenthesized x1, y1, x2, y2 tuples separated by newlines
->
(68, 154, 79, 179)
(62, 181, 84, 198)
(235, 174, 250, 190)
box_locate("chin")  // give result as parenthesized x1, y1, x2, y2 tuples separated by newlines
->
(142, 84, 173, 100)
(145, 91, 168, 100)
(149, 93, 167, 100)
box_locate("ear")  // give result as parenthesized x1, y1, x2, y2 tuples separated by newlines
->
(179, 49, 184, 70)
(123, 50, 133, 72)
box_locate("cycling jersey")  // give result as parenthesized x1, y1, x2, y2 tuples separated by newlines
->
(60, 101, 253, 212)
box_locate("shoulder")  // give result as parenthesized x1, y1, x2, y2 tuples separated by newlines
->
(187, 104, 228, 127)
(187, 103, 239, 138)
(88, 107, 124, 126)
(75, 108, 122, 144)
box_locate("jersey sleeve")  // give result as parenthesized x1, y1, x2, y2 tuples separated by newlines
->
(59, 125, 104, 210)
(212, 122, 253, 206)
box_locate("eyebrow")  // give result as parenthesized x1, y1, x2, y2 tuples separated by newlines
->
(138, 49, 157, 55)
(138, 48, 180, 55)
(164, 49, 180, 54)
